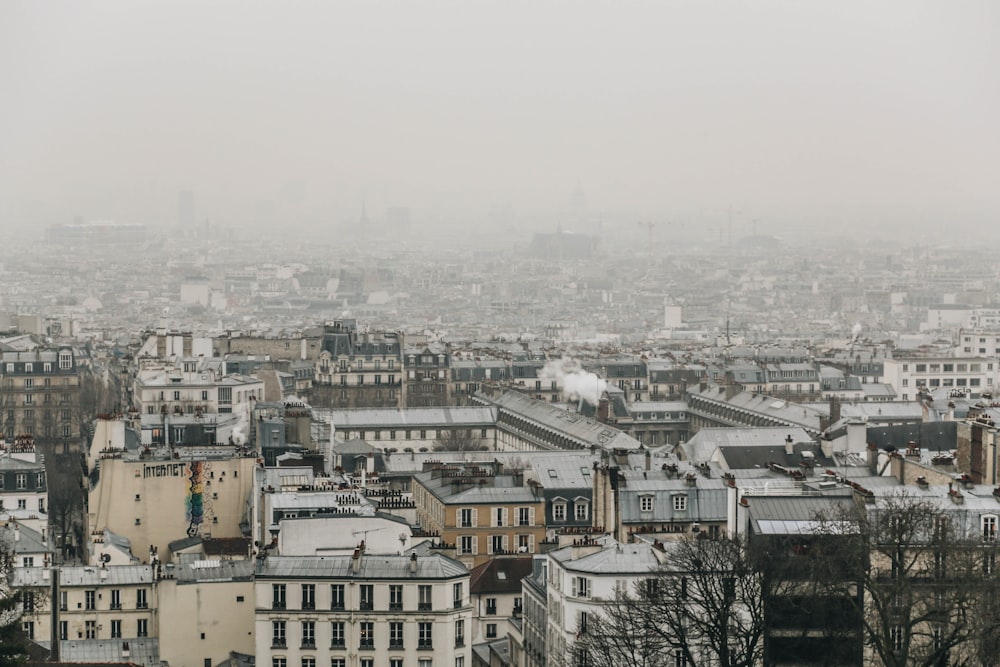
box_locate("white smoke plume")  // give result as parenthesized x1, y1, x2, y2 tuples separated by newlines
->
(540, 357, 608, 407)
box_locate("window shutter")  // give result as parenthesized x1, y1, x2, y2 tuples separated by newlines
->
(472, 537, 478, 555)
(471, 508, 478, 528)
(529, 535, 535, 553)
(528, 507, 535, 526)
(503, 535, 509, 552)
(501, 508, 509, 527)
(571, 577, 578, 597)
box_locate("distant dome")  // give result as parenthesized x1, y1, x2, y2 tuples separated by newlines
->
(82, 296, 103, 312)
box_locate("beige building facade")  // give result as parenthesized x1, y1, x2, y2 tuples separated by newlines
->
(87, 451, 258, 563)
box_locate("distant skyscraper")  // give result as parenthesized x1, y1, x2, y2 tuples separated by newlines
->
(178, 189, 195, 226)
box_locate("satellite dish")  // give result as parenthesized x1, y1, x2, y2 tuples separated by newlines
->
(100, 553, 111, 563)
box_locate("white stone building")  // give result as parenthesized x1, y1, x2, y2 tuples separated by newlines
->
(254, 551, 472, 667)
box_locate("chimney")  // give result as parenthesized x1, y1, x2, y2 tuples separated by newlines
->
(867, 443, 879, 473)
(644, 448, 651, 471)
(785, 435, 794, 456)
(409, 552, 417, 574)
(597, 397, 610, 423)
(350, 547, 362, 574)
(821, 435, 833, 459)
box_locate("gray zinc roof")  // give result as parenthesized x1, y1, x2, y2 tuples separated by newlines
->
(256, 553, 468, 580)
(328, 406, 497, 429)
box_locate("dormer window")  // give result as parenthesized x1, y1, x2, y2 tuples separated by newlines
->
(640, 495, 654, 513)
(673, 494, 688, 512)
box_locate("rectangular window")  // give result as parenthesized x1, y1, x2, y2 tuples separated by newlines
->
(455, 619, 465, 647)
(453, 582, 463, 609)
(418, 621, 433, 649)
(136, 588, 148, 609)
(137, 618, 148, 638)
(460, 508, 474, 527)
(110, 620, 121, 639)
(273, 660, 286, 667)
(460, 535, 475, 555)
(486, 623, 497, 639)
(573, 576, 591, 598)
(59, 621, 67, 641)
(301, 584, 315, 610)
(418, 584, 432, 610)
(330, 621, 345, 648)
(330, 584, 345, 610)
(359, 621, 374, 649)
(273, 584, 287, 609)
(486, 597, 497, 615)
(302, 659, 315, 667)
(110, 589, 121, 610)
(984, 515, 999, 541)
(390, 621, 404, 648)
(553, 503, 566, 521)
(518, 507, 531, 526)
(389, 584, 403, 610)
(272, 620, 287, 647)
(673, 495, 688, 511)
(16, 474, 27, 490)
(575, 502, 588, 521)
(85, 620, 96, 639)
(85, 590, 96, 610)
(640, 496, 654, 512)
(301, 620, 316, 648)
(359, 584, 374, 611)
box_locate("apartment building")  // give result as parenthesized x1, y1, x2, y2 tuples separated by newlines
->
(0, 346, 81, 454)
(12, 564, 156, 646)
(543, 536, 667, 667)
(132, 357, 264, 418)
(87, 445, 258, 562)
(469, 557, 532, 644)
(405, 344, 452, 408)
(254, 551, 472, 667)
(157, 558, 256, 667)
(412, 464, 546, 568)
(883, 356, 995, 401)
(311, 320, 405, 409)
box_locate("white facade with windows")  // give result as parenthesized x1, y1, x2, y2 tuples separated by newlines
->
(255, 552, 472, 667)
(883, 356, 996, 401)
(543, 536, 665, 667)
(11, 565, 156, 645)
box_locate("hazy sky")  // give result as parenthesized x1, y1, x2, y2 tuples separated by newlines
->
(1, 1, 997, 232)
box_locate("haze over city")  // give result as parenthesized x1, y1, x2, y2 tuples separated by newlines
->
(2, 0, 998, 242)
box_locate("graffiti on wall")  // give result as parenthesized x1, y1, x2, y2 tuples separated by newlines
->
(186, 461, 205, 537)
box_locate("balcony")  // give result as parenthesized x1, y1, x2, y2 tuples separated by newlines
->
(418, 641, 433, 650)
(271, 639, 286, 649)
(418, 602, 432, 611)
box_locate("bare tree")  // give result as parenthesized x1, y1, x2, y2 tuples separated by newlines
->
(571, 533, 779, 667)
(47, 453, 86, 563)
(811, 492, 1000, 667)
(433, 428, 489, 452)
(0, 535, 28, 666)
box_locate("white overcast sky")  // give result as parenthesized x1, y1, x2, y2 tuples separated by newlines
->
(0, 0, 997, 232)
